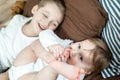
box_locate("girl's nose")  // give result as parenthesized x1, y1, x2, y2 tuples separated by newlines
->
(44, 23, 49, 28)
(44, 20, 50, 28)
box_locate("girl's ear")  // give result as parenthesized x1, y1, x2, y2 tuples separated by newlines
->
(31, 5, 39, 14)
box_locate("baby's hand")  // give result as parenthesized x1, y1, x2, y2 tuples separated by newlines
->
(48, 44, 64, 58)
(57, 47, 71, 62)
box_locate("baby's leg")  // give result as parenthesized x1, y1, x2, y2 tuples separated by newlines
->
(18, 72, 37, 80)
(18, 66, 58, 80)
(50, 61, 85, 80)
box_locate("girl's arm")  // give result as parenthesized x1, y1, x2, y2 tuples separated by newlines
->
(30, 39, 56, 63)
(0, 71, 9, 80)
(13, 39, 55, 66)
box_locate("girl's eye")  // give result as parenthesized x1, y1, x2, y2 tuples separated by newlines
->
(79, 56, 83, 61)
(43, 13, 48, 18)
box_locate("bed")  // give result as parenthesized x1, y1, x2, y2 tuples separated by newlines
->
(0, 0, 120, 80)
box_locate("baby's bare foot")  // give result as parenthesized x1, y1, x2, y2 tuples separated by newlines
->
(50, 61, 85, 80)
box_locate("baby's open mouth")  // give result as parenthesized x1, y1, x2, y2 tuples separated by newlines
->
(68, 54, 71, 59)
(67, 51, 71, 62)
(67, 55, 71, 64)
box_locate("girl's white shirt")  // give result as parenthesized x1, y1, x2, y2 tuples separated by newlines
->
(0, 15, 38, 69)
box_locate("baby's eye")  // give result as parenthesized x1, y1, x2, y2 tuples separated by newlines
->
(53, 23, 57, 27)
(78, 44, 81, 49)
(79, 56, 83, 61)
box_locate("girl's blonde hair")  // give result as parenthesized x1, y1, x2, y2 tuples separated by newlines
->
(38, 0, 66, 15)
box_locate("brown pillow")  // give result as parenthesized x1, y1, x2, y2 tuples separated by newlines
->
(22, 0, 40, 17)
(56, 0, 108, 42)
(23, 0, 108, 42)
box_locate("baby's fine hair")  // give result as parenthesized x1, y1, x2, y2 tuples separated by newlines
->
(38, 0, 66, 15)
(88, 38, 111, 74)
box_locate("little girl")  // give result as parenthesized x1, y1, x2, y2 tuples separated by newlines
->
(0, 0, 66, 73)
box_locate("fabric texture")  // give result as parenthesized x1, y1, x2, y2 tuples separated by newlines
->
(99, 0, 120, 78)
(22, 0, 108, 42)
(39, 29, 73, 51)
(0, 14, 37, 70)
(0, 60, 4, 73)
(84, 72, 120, 80)
(55, 0, 108, 42)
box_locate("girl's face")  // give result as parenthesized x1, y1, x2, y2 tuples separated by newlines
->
(67, 40, 96, 71)
(30, 2, 63, 36)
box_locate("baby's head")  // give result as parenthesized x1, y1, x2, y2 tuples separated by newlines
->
(67, 38, 111, 74)
(30, 0, 66, 36)
(86, 38, 111, 74)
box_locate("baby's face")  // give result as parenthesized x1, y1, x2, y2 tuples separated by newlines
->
(31, 2, 63, 36)
(67, 40, 96, 70)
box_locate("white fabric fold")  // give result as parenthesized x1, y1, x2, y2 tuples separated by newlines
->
(39, 29, 73, 51)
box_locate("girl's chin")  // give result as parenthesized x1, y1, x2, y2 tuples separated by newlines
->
(37, 28, 43, 33)
(36, 25, 43, 32)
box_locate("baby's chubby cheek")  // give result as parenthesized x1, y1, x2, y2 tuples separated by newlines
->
(67, 56, 81, 67)
(67, 58, 76, 65)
